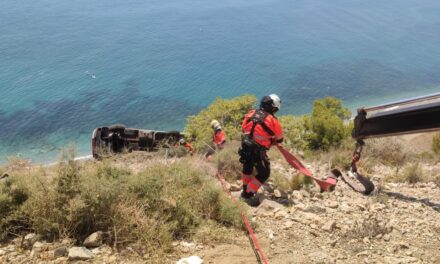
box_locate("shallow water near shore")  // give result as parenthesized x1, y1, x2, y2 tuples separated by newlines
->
(1, 0, 440, 163)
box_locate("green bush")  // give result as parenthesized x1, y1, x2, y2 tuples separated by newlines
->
(214, 141, 242, 183)
(330, 150, 353, 171)
(279, 97, 352, 151)
(56, 145, 83, 201)
(1, 154, 243, 258)
(184, 94, 352, 153)
(305, 97, 351, 150)
(278, 115, 308, 150)
(184, 95, 257, 150)
(432, 133, 440, 155)
(0, 176, 29, 240)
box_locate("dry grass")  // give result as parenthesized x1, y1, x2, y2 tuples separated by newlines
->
(402, 163, 424, 184)
(270, 170, 312, 192)
(214, 141, 243, 183)
(0, 151, 243, 259)
(363, 138, 409, 167)
(344, 215, 391, 240)
(383, 162, 427, 184)
(432, 132, 440, 155)
(6, 156, 32, 170)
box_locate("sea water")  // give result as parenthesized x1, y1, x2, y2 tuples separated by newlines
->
(1, 0, 440, 163)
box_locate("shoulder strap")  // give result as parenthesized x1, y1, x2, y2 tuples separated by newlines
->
(247, 109, 275, 138)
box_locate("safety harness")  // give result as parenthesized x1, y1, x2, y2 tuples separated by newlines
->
(246, 109, 275, 140)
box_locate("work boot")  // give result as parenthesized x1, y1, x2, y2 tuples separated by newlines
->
(240, 192, 261, 207)
(240, 190, 253, 199)
(243, 196, 261, 207)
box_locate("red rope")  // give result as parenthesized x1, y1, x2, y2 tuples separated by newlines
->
(215, 172, 269, 264)
(276, 145, 336, 192)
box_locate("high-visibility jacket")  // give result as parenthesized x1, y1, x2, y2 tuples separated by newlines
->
(175, 142, 194, 155)
(242, 109, 283, 149)
(213, 129, 226, 147)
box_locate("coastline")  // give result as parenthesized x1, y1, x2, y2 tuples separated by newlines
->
(1, 86, 439, 166)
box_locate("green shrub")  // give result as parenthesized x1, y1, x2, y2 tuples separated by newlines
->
(184, 95, 352, 153)
(0, 179, 28, 216)
(305, 97, 351, 150)
(0, 175, 29, 240)
(57, 146, 80, 197)
(330, 150, 353, 171)
(270, 170, 291, 192)
(278, 115, 308, 150)
(184, 95, 257, 150)
(432, 133, 440, 155)
(1, 154, 243, 258)
(218, 195, 242, 228)
(214, 141, 242, 183)
(96, 161, 131, 179)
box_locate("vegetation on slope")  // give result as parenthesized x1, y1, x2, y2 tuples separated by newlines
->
(1, 94, 439, 262)
(184, 94, 257, 150)
(0, 149, 242, 261)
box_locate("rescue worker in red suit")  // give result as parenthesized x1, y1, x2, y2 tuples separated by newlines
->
(239, 94, 284, 206)
(177, 138, 194, 156)
(205, 120, 226, 160)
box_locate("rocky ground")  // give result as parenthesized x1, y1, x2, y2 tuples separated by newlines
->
(1, 152, 440, 263)
(192, 178, 440, 264)
(2, 179, 439, 263)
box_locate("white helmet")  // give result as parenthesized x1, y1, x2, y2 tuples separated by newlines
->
(269, 94, 281, 110)
(260, 94, 281, 113)
(210, 120, 221, 130)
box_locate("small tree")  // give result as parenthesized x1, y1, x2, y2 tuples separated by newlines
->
(184, 95, 257, 150)
(278, 115, 308, 150)
(305, 97, 351, 150)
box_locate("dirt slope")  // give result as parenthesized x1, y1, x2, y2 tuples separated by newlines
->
(196, 180, 440, 264)
(1, 151, 439, 264)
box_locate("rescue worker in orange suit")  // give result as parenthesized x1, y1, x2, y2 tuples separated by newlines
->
(178, 138, 194, 155)
(239, 94, 284, 206)
(205, 120, 226, 160)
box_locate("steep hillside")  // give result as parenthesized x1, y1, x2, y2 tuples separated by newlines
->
(1, 135, 439, 264)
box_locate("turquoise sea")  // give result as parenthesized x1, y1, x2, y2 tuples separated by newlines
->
(1, 0, 440, 163)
